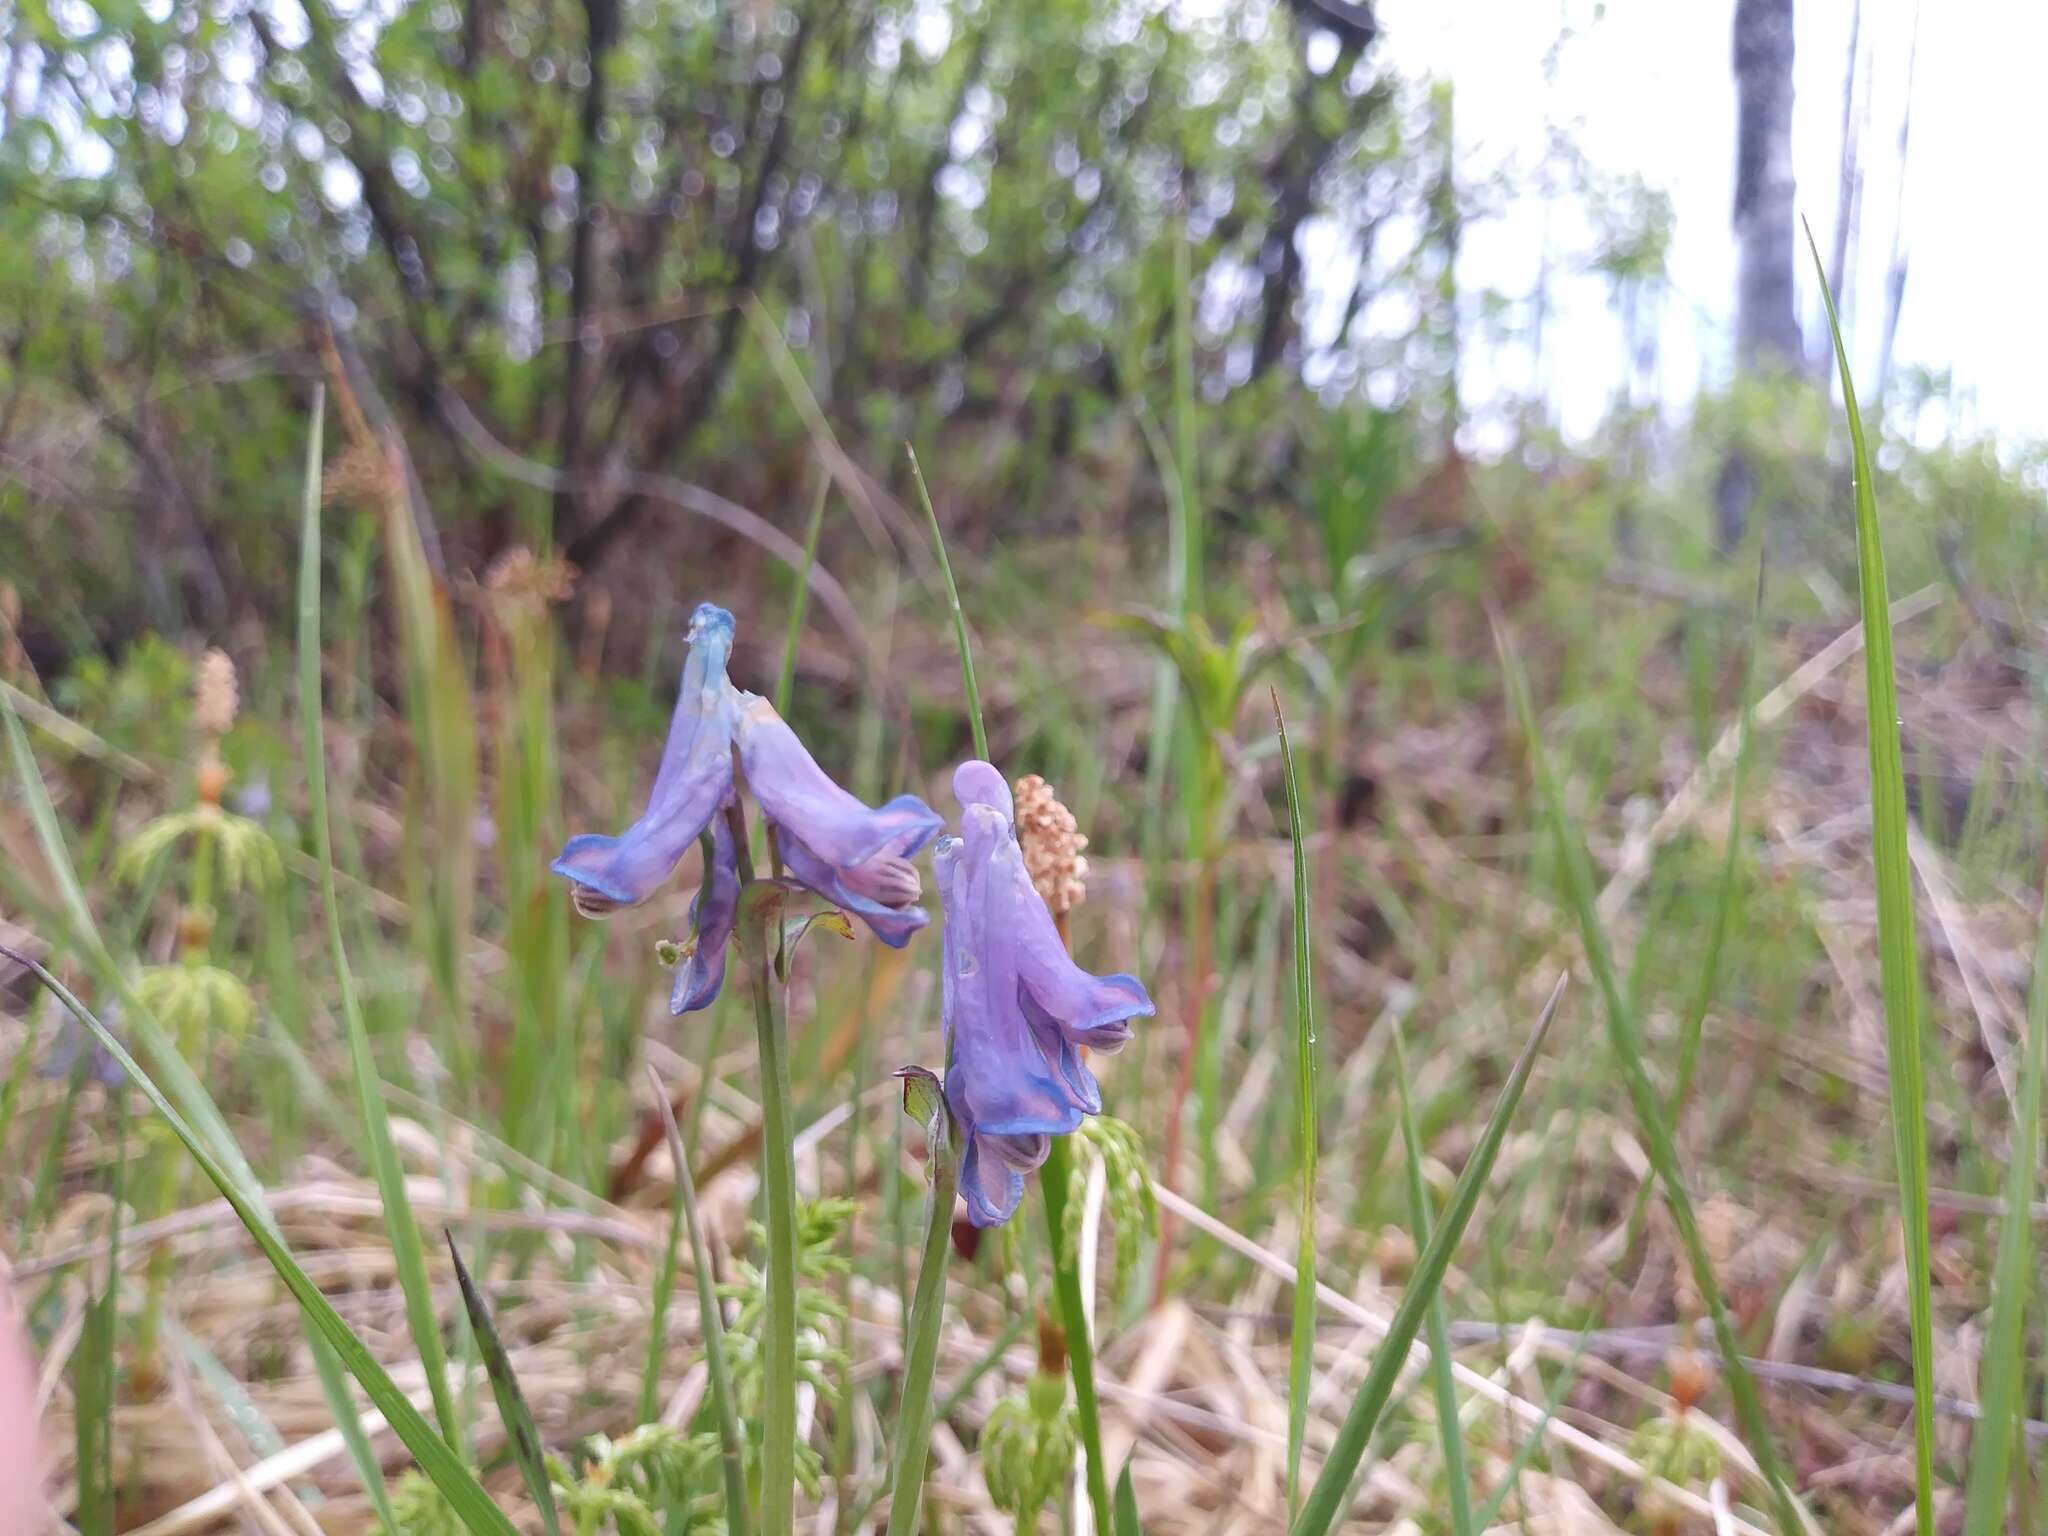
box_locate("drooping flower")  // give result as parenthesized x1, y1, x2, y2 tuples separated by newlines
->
(938, 761, 1153, 1227)
(736, 694, 942, 948)
(668, 813, 739, 1015)
(552, 602, 738, 921)
(552, 602, 942, 1014)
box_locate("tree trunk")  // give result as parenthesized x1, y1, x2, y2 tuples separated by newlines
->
(1721, 0, 1801, 551)
(1874, 1, 1920, 405)
(1732, 0, 1802, 369)
(1814, 0, 1863, 378)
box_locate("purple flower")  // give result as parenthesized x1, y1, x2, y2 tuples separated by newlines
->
(669, 813, 740, 1015)
(937, 761, 1153, 1227)
(736, 695, 943, 949)
(552, 602, 739, 919)
(553, 601, 942, 1015)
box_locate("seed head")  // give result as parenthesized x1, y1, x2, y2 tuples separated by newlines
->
(322, 438, 395, 507)
(1012, 773, 1088, 916)
(194, 648, 239, 736)
(484, 545, 576, 609)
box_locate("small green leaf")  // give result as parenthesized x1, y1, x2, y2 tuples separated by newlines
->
(895, 1065, 945, 1136)
(1112, 1461, 1143, 1536)
(775, 907, 854, 983)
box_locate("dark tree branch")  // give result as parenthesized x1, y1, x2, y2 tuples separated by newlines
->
(554, 0, 622, 539)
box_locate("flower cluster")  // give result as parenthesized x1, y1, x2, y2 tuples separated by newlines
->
(551, 603, 943, 1015)
(554, 603, 1152, 1225)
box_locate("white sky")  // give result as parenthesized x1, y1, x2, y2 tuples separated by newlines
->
(1371, 0, 2047, 448)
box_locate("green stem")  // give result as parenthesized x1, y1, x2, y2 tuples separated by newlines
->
(1038, 1138, 1111, 1529)
(906, 444, 987, 761)
(1172, 219, 1201, 611)
(185, 827, 214, 967)
(647, 1066, 750, 1536)
(729, 799, 798, 1535)
(882, 1130, 961, 1536)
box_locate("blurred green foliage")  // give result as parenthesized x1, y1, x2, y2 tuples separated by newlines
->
(0, 0, 1438, 642)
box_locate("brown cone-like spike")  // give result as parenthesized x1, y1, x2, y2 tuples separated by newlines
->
(194, 648, 238, 737)
(1012, 773, 1088, 916)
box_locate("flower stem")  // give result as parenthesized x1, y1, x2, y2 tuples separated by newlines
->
(1037, 1141, 1112, 1529)
(882, 1127, 960, 1536)
(645, 1065, 750, 1536)
(728, 798, 798, 1535)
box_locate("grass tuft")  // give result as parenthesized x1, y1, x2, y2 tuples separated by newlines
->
(1289, 972, 1568, 1536)
(1497, 612, 1809, 1535)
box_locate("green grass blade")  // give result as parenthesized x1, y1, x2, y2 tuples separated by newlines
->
(1623, 552, 1767, 1254)
(882, 1082, 961, 1536)
(1172, 219, 1201, 611)
(1674, 552, 1767, 1116)
(1271, 690, 1319, 1520)
(639, 1106, 686, 1428)
(1113, 1460, 1143, 1536)
(646, 1066, 749, 1536)
(1804, 217, 1936, 1532)
(0, 949, 516, 1536)
(0, 688, 399, 1532)
(74, 1086, 121, 1536)
(0, 999, 41, 1153)
(1496, 618, 1809, 1535)
(1038, 1141, 1114, 1526)
(775, 476, 831, 717)
(1470, 1325, 1595, 1530)
(296, 388, 463, 1451)
(1290, 973, 1568, 1536)
(445, 1234, 560, 1536)
(170, 1320, 289, 1461)
(1390, 1021, 1472, 1536)
(1961, 876, 2048, 1530)
(906, 443, 987, 761)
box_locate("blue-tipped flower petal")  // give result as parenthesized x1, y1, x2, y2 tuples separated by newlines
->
(735, 693, 943, 944)
(670, 810, 741, 1015)
(958, 1128, 1050, 1229)
(939, 760, 1155, 1228)
(552, 603, 737, 915)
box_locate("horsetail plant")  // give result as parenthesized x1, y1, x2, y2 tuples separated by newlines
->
(112, 643, 281, 1365)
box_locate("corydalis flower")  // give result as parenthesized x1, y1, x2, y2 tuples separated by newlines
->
(551, 602, 942, 1015)
(553, 603, 739, 921)
(938, 761, 1153, 1227)
(737, 696, 941, 949)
